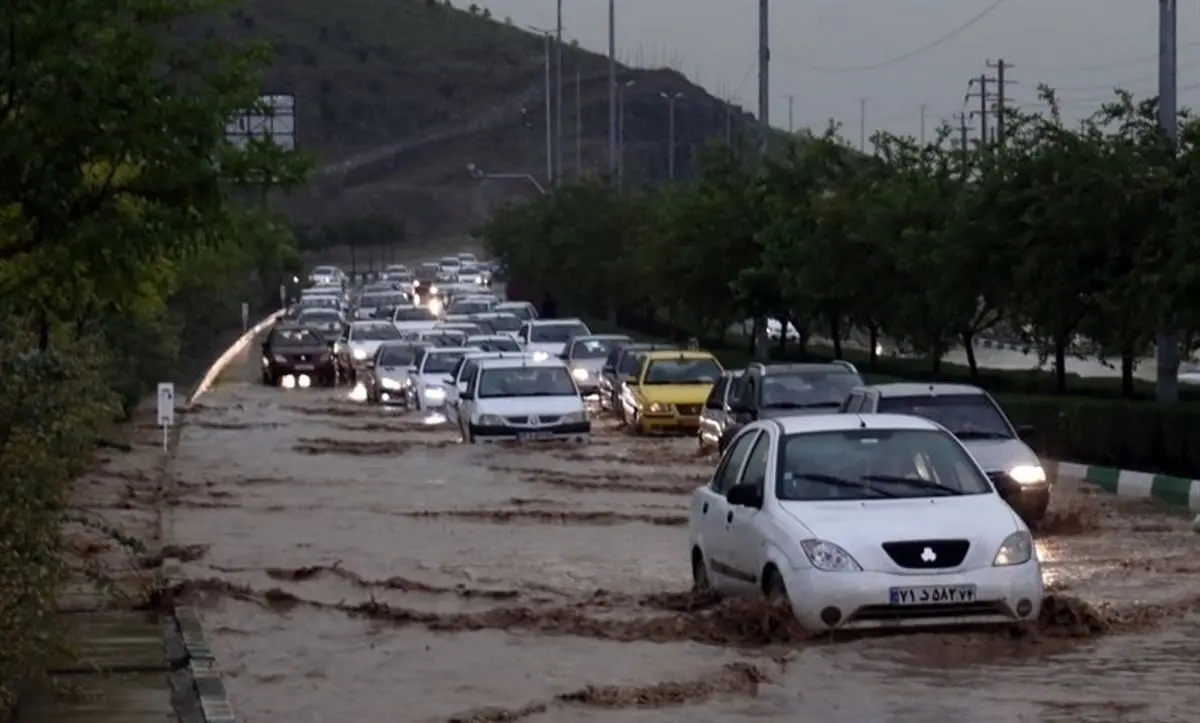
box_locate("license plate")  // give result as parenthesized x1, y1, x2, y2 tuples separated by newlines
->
(517, 432, 554, 441)
(889, 585, 977, 605)
(293, 364, 315, 371)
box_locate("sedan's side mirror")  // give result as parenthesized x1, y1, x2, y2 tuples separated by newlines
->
(726, 483, 763, 509)
(443, 375, 455, 385)
(1017, 424, 1035, 440)
(407, 365, 418, 373)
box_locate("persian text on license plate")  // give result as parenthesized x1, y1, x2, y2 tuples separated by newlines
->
(889, 584, 977, 605)
(517, 432, 554, 441)
(293, 364, 315, 371)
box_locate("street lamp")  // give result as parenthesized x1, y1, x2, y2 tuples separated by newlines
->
(659, 91, 684, 181)
(618, 80, 635, 188)
(466, 163, 547, 194)
(529, 26, 556, 184)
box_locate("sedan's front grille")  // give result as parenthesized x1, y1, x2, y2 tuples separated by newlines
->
(850, 601, 1007, 622)
(675, 404, 701, 415)
(882, 539, 970, 569)
(503, 415, 560, 426)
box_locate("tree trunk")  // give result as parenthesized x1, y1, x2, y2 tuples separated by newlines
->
(868, 325, 879, 366)
(830, 316, 843, 359)
(1054, 337, 1068, 393)
(961, 331, 979, 377)
(1120, 346, 1135, 398)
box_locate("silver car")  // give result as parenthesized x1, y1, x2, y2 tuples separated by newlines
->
(367, 342, 425, 405)
(563, 334, 631, 396)
(698, 369, 744, 454)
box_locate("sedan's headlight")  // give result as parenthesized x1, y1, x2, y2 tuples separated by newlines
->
(381, 378, 402, 390)
(562, 411, 588, 423)
(424, 385, 445, 398)
(992, 530, 1034, 566)
(646, 402, 671, 413)
(800, 539, 862, 572)
(273, 354, 287, 363)
(571, 367, 588, 381)
(352, 348, 367, 360)
(478, 414, 505, 425)
(1008, 465, 1046, 484)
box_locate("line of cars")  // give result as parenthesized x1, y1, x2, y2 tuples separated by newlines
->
(569, 337, 1049, 635)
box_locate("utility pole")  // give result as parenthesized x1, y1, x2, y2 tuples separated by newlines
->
(757, 0, 769, 156)
(966, 74, 992, 145)
(661, 92, 683, 181)
(859, 97, 867, 151)
(985, 58, 1013, 143)
(532, 28, 554, 184)
(957, 112, 969, 153)
(555, 0, 564, 185)
(575, 68, 582, 176)
(725, 104, 733, 146)
(618, 80, 634, 189)
(1157, 0, 1179, 403)
(785, 94, 795, 133)
(754, 0, 770, 360)
(608, 0, 617, 181)
(920, 103, 927, 145)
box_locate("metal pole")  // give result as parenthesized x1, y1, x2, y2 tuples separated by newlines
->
(995, 60, 1006, 144)
(668, 96, 676, 181)
(786, 94, 794, 133)
(978, 74, 989, 144)
(859, 98, 866, 151)
(555, 0, 564, 185)
(542, 33, 553, 184)
(618, 85, 626, 188)
(757, 0, 769, 155)
(725, 105, 732, 146)
(1157, 0, 1179, 403)
(920, 103, 927, 145)
(575, 68, 582, 176)
(608, 0, 617, 180)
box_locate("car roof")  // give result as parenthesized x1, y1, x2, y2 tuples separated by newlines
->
(642, 349, 718, 361)
(350, 319, 393, 326)
(466, 334, 515, 341)
(529, 317, 584, 325)
(469, 312, 518, 319)
(570, 334, 631, 342)
(463, 349, 527, 359)
(476, 357, 567, 370)
(424, 346, 472, 354)
(495, 301, 532, 307)
(748, 361, 858, 374)
(862, 382, 986, 397)
(774, 413, 943, 435)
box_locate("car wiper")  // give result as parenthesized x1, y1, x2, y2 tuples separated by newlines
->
(860, 474, 964, 495)
(790, 473, 902, 498)
(764, 401, 841, 409)
(951, 430, 1012, 440)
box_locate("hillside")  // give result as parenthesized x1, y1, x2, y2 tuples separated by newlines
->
(211, 0, 761, 243)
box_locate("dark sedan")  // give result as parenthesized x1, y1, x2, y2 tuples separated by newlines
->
(261, 325, 337, 386)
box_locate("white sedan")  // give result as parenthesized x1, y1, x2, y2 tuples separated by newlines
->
(689, 413, 1043, 632)
(456, 357, 590, 443)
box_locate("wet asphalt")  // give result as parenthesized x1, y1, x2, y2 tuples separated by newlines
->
(165, 342, 1200, 723)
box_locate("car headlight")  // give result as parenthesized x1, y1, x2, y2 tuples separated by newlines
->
(646, 402, 670, 413)
(562, 411, 588, 423)
(429, 285, 439, 295)
(571, 367, 588, 381)
(992, 530, 1033, 566)
(478, 414, 505, 425)
(424, 386, 445, 398)
(800, 539, 862, 572)
(273, 354, 287, 363)
(1008, 465, 1046, 484)
(428, 299, 444, 315)
(352, 348, 367, 360)
(531, 351, 550, 361)
(475, 275, 483, 284)
(381, 378, 402, 390)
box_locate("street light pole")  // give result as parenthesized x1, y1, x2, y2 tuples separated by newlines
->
(530, 26, 555, 185)
(608, 0, 617, 181)
(555, 0, 564, 185)
(1156, 0, 1179, 403)
(618, 80, 634, 189)
(660, 91, 683, 181)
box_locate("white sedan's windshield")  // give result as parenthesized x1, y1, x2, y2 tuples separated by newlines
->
(477, 367, 577, 398)
(876, 394, 1012, 439)
(351, 324, 402, 341)
(643, 358, 722, 384)
(570, 338, 624, 359)
(529, 323, 589, 343)
(422, 352, 467, 374)
(777, 429, 993, 501)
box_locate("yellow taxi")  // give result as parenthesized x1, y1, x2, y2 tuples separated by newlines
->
(620, 350, 724, 434)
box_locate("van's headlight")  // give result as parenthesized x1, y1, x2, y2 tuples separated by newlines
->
(478, 414, 505, 425)
(562, 411, 588, 423)
(381, 378, 402, 390)
(1008, 465, 1045, 484)
(352, 347, 367, 360)
(992, 530, 1033, 566)
(800, 540, 862, 572)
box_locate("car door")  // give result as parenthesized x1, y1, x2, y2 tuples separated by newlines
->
(457, 367, 480, 437)
(692, 429, 760, 592)
(443, 358, 468, 423)
(723, 430, 774, 595)
(699, 374, 730, 446)
(517, 323, 531, 348)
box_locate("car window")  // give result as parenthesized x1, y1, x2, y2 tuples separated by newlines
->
(642, 357, 722, 384)
(463, 367, 480, 397)
(448, 358, 466, 380)
(459, 360, 478, 382)
(875, 394, 1013, 439)
(712, 430, 759, 494)
(738, 432, 771, 493)
(762, 371, 863, 409)
(602, 347, 623, 372)
(738, 378, 757, 408)
(705, 376, 729, 409)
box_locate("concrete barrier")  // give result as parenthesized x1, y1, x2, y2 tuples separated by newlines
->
(189, 310, 285, 405)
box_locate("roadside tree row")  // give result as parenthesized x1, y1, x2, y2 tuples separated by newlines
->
(482, 88, 1200, 398)
(0, 0, 309, 704)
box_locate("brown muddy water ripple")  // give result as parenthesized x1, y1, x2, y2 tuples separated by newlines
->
(166, 353, 1200, 722)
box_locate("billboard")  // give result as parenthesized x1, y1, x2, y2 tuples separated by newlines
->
(225, 94, 295, 150)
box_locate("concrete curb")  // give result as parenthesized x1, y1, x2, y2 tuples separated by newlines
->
(1051, 460, 1200, 512)
(167, 309, 282, 723)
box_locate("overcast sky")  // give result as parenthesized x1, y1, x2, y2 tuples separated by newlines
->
(471, 0, 1200, 143)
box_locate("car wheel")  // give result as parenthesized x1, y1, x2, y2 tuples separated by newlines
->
(630, 412, 643, 434)
(691, 549, 713, 592)
(762, 565, 788, 602)
(262, 369, 273, 385)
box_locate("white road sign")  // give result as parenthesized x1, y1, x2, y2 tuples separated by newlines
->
(157, 383, 175, 427)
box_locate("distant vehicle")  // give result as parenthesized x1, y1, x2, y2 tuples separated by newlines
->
(698, 370, 745, 455)
(339, 321, 405, 378)
(597, 342, 678, 415)
(562, 334, 631, 396)
(448, 297, 495, 316)
(620, 350, 724, 435)
(365, 342, 425, 405)
(843, 382, 1048, 523)
(718, 361, 864, 453)
(261, 325, 336, 387)
(410, 329, 468, 348)
(455, 357, 589, 444)
(456, 252, 478, 265)
(689, 414, 1043, 633)
(494, 301, 537, 321)
(295, 308, 346, 343)
(468, 312, 524, 338)
(441, 349, 531, 425)
(464, 334, 522, 353)
(517, 318, 591, 356)
(308, 265, 344, 286)
(354, 291, 410, 319)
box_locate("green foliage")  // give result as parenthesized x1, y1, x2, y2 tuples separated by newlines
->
(0, 0, 310, 702)
(481, 87, 1200, 476)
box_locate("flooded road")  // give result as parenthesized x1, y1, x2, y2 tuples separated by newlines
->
(167, 348, 1200, 723)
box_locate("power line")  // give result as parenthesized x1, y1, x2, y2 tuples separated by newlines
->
(1019, 41, 1200, 72)
(800, 0, 1010, 73)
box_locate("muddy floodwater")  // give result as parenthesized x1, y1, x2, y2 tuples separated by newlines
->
(166, 349, 1200, 723)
